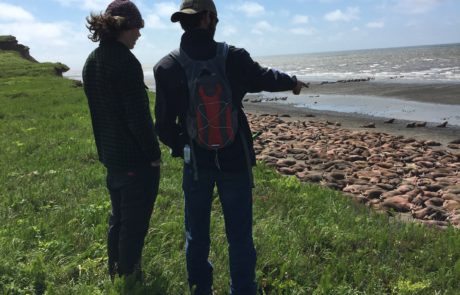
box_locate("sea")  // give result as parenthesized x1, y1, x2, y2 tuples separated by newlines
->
(254, 43, 460, 83)
(251, 43, 460, 126)
(237, 43, 460, 126)
(66, 43, 460, 125)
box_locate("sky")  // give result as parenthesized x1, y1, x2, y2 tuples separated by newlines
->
(0, 0, 459, 73)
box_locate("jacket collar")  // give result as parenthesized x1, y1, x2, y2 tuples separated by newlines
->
(100, 40, 128, 49)
(181, 28, 214, 47)
(179, 28, 217, 60)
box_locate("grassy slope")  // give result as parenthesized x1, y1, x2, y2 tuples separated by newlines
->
(0, 50, 63, 78)
(0, 35, 16, 42)
(0, 50, 459, 295)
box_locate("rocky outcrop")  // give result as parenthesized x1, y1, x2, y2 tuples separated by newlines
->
(53, 62, 70, 77)
(0, 35, 37, 62)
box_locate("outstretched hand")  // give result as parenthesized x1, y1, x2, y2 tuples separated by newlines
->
(292, 81, 310, 95)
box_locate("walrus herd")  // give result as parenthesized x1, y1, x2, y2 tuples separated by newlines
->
(248, 113, 460, 229)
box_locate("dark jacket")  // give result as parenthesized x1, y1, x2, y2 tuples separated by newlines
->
(83, 40, 161, 170)
(154, 29, 296, 171)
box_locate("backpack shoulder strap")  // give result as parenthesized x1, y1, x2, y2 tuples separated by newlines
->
(170, 43, 229, 67)
(217, 42, 229, 56)
(214, 42, 229, 68)
(169, 48, 194, 69)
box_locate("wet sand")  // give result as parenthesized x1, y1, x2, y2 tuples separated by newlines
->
(244, 80, 460, 146)
(244, 102, 460, 148)
(307, 80, 460, 105)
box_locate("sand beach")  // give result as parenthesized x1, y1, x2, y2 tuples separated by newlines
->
(244, 80, 460, 145)
(306, 80, 460, 105)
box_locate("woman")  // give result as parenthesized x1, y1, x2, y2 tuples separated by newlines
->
(82, 0, 161, 281)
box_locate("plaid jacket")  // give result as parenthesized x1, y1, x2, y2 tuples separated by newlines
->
(83, 41, 161, 170)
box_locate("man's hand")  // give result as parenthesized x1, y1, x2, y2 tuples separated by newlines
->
(292, 81, 309, 95)
(150, 159, 161, 167)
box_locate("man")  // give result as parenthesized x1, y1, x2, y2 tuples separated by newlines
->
(82, 0, 161, 281)
(154, 0, 307, 293)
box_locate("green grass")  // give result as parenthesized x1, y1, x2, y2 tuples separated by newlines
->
(0, 50, 67, 78)
(1, 49, 460, 295)
(0, 35, 16, 42)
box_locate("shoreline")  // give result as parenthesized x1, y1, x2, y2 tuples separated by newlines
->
(299, 80, 460, 105)
(244, 102, 460, 148)
(243, 79, 460, 128)
(62, 72, 460, 105)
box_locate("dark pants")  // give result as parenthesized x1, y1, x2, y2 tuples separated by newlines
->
(106, 165, 160, 279)
(183, 165, 257, 295)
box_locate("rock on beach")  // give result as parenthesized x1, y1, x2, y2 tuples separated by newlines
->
(248, 113, 460, 229)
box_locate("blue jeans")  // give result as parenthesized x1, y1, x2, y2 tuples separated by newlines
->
(183, 164, 257, 295)
(106, 165, 160, 279)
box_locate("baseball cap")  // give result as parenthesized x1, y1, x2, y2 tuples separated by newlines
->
(171, 0, 217, 23)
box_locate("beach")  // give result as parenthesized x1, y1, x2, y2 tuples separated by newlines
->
(244, 80, 460, 145)
(299, 80, 460, 105)
(243, 81, 460, 228)
(246, 43, 460, 128)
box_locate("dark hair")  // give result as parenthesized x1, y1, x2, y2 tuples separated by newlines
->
(179, 11, 207, 31)
(86, 13, 127, 42)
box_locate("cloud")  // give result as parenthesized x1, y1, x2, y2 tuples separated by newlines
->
(289, 28, 315, 36)
(0, 3, 88, 66)
(0, 4, 68, 44)
(144, 2, 178, 30)
(54, 0, 112, 11)
(366, 21, 385, 28)
(153, 2, 177, 18)
(252, 21, 276, 34)
(0, 2, 34, 22)
(324, 7, 360, 22)
(393, 0, 442, 14)
(0, 21, 76, 47)
(294, 0, 340, 2)
(233, 2, 265, 17)
(222, 25, 238, 37)
(145, 14, 167, 29)
(279, 9, 291, 18)
(404, 20, 419, 27)
(292, 15, 309, 24)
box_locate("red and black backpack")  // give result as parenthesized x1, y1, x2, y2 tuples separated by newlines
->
(170, 42, 238, 150)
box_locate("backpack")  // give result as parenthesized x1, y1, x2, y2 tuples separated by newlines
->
(170, 42, 238, 150)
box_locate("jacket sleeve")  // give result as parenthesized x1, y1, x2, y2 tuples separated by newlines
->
(154, 63, 185, 157)
(229, 47, 297, 93)
(116, 57, 161, 162)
